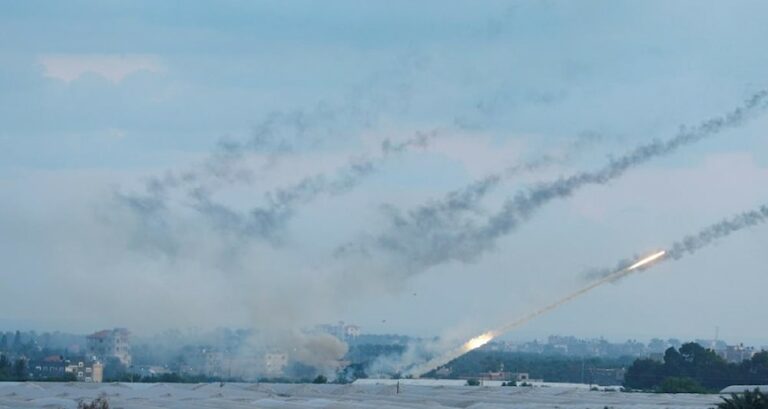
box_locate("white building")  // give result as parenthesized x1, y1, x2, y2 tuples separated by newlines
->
(264, 353, 288, 376)
(86, 328, 131, 366)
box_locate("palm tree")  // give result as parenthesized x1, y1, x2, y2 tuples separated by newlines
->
(716, 388, 768, 409)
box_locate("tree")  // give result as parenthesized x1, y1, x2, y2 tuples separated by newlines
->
(11, 331, 21, 353)
(312, 375, 328, 384)
(624, 358, 663, 390)
(658, 377, 707, 394)
(663, 347, 685, 377)
(0, 355, 9, 380)
(13, 358, 27, 380)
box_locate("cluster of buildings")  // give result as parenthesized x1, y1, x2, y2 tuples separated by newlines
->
(33, 355, 104, 383)
(163, 322, 363, 380)
(314, 321, 361, 343)
(715, 343, 758, 363)
(30, 328, 130, 383)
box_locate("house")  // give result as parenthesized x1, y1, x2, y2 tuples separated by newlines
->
(31, 355, 68, 380)
(64, 358, 103, 383)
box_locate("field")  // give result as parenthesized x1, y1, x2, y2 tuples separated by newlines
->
(0, 381, 722, 409)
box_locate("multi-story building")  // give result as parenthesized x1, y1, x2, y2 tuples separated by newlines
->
(86, 328, 131, 366)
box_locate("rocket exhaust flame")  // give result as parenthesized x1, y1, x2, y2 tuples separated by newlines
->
(626, 250, 666, 271)
(407, 250, 668, 377)
(463, 332, 495, 352)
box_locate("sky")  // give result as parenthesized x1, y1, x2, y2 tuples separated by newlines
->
(1, 1, 767, 347)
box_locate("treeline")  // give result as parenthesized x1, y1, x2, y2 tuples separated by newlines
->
(428, 350, 634, 385)
(0, 354, 29, 381)
(625, 342, 768, 392)
(104, 372, 232, 383)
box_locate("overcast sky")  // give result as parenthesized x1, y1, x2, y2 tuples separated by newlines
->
(1, 1, 767, 346)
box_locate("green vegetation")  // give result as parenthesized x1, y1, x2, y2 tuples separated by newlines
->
(716, 388, 768, 409)
(312, 375, 328, 384)
(659, 377, 708, 394)
(104, 372, 233, 383)
(78, 395, 110, 409)
(0, 354, 28, 381)
(624, 343, 768, 392)
(428, 350, 633, 385)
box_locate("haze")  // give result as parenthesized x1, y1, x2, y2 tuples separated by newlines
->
(1, 1, 767, 349)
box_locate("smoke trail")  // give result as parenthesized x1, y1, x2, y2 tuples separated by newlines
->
(369, 91, 768, 270)
(334, 133, 603, 259)
(137, 50, 428, 203)
(116, 48, 429, 245)
(390, 140, 581, 226)
(667, 205, 768, 260)
(407, 203, 768, 377)
(191, 130, 438, 240)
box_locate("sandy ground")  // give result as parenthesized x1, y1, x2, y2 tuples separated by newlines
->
(0, 381, 722, 408)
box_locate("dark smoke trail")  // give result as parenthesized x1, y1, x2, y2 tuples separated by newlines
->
(586, 203, 768, 282)
(370, 91, 768, 270)
(118, 50, 428, 229)
(667, 204, 768, 260)
(334, 133, 601, 259)
(192, 130, 438, 240)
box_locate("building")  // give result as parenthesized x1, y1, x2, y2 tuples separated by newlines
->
(202, 349, 225, 378)
(86, 328, 131, 366)
(717, 344, 756, 363)
(31, 355, 103, 383)
(264, 352, 288, 376)
(315, 321, 361, 342)
(478, 371, 532, 382)
(31, 355, 67, 380)
(344, 325, 361, 339)
(64, 359, 103, 383)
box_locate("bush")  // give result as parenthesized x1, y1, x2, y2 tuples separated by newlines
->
(312, 375, 328, 384)
(658, 377, 708, 394)
(717, 388, 768, 409)
(78, 395, 109, 409)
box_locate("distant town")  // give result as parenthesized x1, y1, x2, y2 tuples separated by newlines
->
(1, 323, 764, 390)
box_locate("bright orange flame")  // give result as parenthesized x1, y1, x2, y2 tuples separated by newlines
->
(626, 250, 666, 271)
(463, 332, 495, 351)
